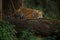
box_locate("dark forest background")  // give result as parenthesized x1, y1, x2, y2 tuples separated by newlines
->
(1, 0, 60, 40)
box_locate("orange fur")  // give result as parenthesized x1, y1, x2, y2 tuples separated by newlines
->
(17, 7, 43, 19)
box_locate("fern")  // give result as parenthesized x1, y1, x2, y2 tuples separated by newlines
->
(0, 20, 17, 40)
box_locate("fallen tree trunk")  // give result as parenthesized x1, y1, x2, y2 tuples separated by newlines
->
(13, 18, 60, 37)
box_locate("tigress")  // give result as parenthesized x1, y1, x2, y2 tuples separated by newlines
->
(15, 7, 43, 19)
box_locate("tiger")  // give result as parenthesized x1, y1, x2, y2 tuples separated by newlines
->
(15, 7, 43, 20)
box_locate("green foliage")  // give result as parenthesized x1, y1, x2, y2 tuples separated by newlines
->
(23, 0, 43, 10)
(42, 35, 59, 40)
(0, 21, 17, 40)
(20, 29, 37, 40)
(44, 0, 59, 19)
(18, 29, 59, 40)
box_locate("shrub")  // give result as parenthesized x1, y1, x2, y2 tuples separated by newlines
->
(0, 21, 17, 40)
